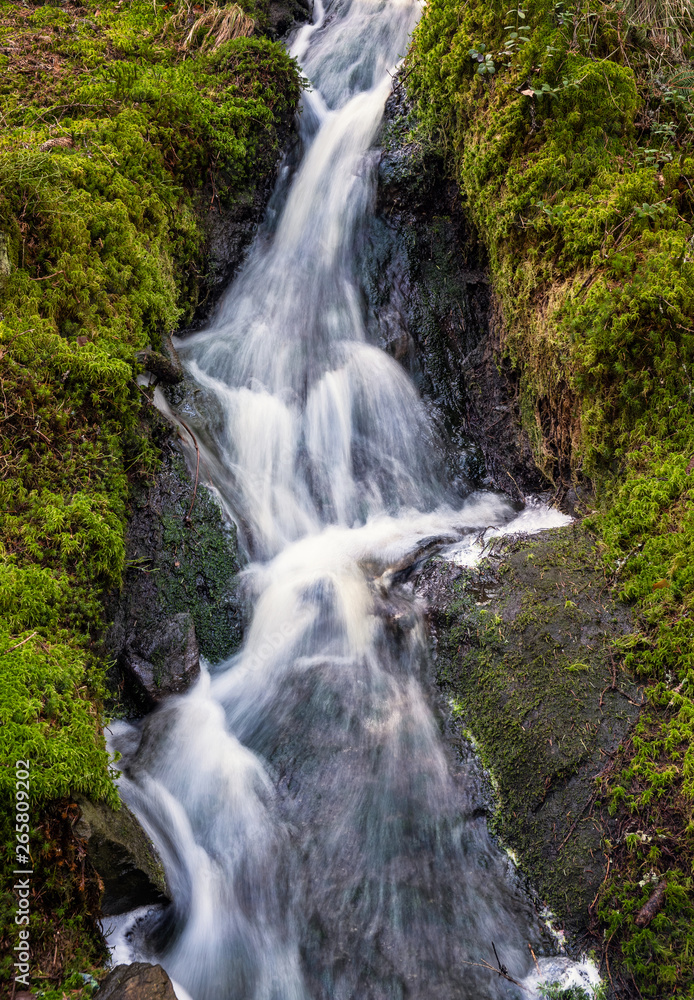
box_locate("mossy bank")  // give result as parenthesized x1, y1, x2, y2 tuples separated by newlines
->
(405, 0, 694, 993)
(0, 0, 303, 988)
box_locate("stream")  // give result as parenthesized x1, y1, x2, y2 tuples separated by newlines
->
(106, 0, 599, 996)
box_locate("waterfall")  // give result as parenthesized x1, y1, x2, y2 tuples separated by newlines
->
(106, 1, 585, 997)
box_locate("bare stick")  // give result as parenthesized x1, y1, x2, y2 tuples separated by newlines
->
(458, 957, 529, 992)
(589, 855, 611, 912)
(4, 630, 37, 653)
(557, 794, 595, 853)
(29, 269, 63, 281)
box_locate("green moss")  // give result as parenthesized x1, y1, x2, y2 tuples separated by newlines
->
(411, 0, 694, 475)
(409, 0, 694, 990)
(0, 0, 302, 985)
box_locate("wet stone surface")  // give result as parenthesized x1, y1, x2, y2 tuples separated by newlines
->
(98, 962, 178, 1000)
(106, 411, 243, 717)
(121, 611, 200, 707)
(365, 85, 548, 500)
(416, 524, 641, 943)
(74, 798, 169, 917)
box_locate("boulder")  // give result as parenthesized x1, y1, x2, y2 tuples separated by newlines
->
(104, 417, 243, 720)
(121, 611, 200, 706)
(97, 963, 177, 1000)
(417, 524, 641, 937)
(74, 798, 169, 916)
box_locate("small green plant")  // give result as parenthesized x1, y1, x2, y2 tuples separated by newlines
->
(468, 43, 496, 75)
(554, 0, 568, 26)
(535, 199, 568, 222)
(633, 201, 668, 219)
(635, 146, 674, 166)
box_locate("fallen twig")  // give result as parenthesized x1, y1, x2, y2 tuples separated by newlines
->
(4, 630, 37, 653)
(589, 855, 611, 912)
(459, 942, 529, 992)
(459, 957, 529, 992)
(557, 793, 596, 853)
(29, 269, 63, 281)
(474, 524, 499, 547)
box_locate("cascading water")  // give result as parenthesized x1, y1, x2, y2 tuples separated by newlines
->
(106, 1, 596, 997)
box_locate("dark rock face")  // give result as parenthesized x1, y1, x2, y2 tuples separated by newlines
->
(194, 117, 301, 326)
(200, 189, 275, 318)
(136, 348, 184, 386)
(98, 963, 177, 1000)
(74, 799, 169, 916)
(366, 85, 547, 500)
(121, 611, 200, 705)
(106, 410, 243, 717)
(416, 525, 641, 941)
(267, 0, 311, 38)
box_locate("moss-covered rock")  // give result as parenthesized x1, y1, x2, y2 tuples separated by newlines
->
(106, 409, 243, 716)
(407, 0, 694, 989)
(74, 797, 169, 916)
(418, 524, 640, 936)
(0, 0, 301, 987)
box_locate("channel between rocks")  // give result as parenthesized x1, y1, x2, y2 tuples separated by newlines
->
(87, 8, 637, 1000)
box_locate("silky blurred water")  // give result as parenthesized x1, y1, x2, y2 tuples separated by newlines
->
(105, 0, 586, 996)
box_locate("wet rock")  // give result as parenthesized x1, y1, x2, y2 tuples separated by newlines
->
(367, 84, 547, 500)
(122, 611, 200, 705)
(74, 798, 169, 916)
(136, 348, 184, 386)
(191, 125, 299, 326)
(417, 524, 641, 939)
(105, 409, 242, 718)
(97, 962, 177, 1000)
(267, 0, 311, 38)
(200, 191, 267, 314)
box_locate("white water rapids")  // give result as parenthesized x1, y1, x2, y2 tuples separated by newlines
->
(106, 0, 599, 997)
